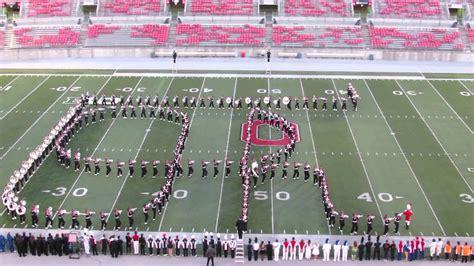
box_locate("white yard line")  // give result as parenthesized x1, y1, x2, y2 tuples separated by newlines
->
(52, 75, 121, 220)
(331, 79, 384, 220)
(458, 80, 473, 95)
(364, 80, 446, 236)
(159, 77, 207, 231)
(0, 76, 82, 161)
(426, 80, 473, 134)
(268, 78, 275, 235)
(106, 77, 174, 224)
(300, 79, 332, 235)
(0, 76, 50, 120)
(395, 81, 473, 193)
(214, 78, 238, 232)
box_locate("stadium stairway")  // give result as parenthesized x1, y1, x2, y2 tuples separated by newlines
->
(265, 12, 272, 47)
(5, 24, 13, 49)
(458, 26, 471, 52)
(78, 18, 89, 47)
(235, 238, 245, 264)
(169, 12, 178, 47)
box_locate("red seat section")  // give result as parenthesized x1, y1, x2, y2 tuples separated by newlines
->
(103, 0, 162, 16)
(369, 26, 464, 50)
(25, 0, 74, 17)
(12, 26, 80, 48)
(130, 24, 169, 45)
(189, 0, 255, 15)
(87, 24, 122, 38)
(176, 23, 265, 46)
(272, 25, 365, 48)
(376, 0, 443, 19)
(0, 30, 4, 48)
(85, 24, 169, 46)
(283, 0, 350, 17)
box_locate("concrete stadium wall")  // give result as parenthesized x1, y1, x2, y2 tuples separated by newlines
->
(0, 47, 472, 62)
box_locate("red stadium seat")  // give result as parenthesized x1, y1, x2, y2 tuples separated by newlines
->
(283, 0, 349, 17)
(176, 23, 265, 46)
(369, 26, 463, 50)
(103, 0, 162, 16)
(189, 0, 255, 15)
(13, 26, 80, 48)
(376, 0, 442, 19)
(24, 0, 73, 17)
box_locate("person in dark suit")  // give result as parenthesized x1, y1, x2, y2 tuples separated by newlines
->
(206, 245, 215, 266)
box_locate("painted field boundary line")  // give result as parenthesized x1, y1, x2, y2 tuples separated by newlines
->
(5, 72, 474, 81)
(107, 77, 175, 226)
(158, 77, 207, 232)
(0, 76, 82, 161)
(427, 80, 473, 134)
(364, 80, 446, 236)
(51, 75, 119, 220)
(395, 81, 473, 193)
(0, 76, 51, 120)
(331, 79, 384, 221)
(214, 78, 238, 232)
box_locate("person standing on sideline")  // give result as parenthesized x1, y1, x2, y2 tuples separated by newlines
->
(282, 238, 289, 260)
(342, 240, 349, 261)
(351, 241, 358, 261)
(322, 238, 331, 261)
(206, 244, 215, 266)
(273, 239, 280, 261)
(247, 239, 252, 261)
(461, 242, 470, 263)
(312, 241, 320, 260)
(235, 216, 246, 239)
(253, 238, 259, 261)
(444, 241, 452, 260)
(436, 238, 444, 259)
(266, 241, 273, 260)
(333, 240, 341, 261)
(132, 231, 139, 255)
(429, 239, 437, 260)
(305, 240, 312, 260)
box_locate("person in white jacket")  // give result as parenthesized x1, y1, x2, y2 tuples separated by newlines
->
(435, 238, 443, 259)
(342, 240, 350, 261)
(273, 239, 281, 261)
(323, 238, 331, 261)
(334, 240, 341, 261)
(305, 240, 312, 260)
(429, 239, 437, 260)
(82, 231, 91, 256)
(312, 241, 320, 260)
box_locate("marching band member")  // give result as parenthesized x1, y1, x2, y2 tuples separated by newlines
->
(117, 160, 125, 177)
(44, 206, 53, 228)
(105, 157, 113, 177)
(143, 203, 151, 225)
(84, 208, 95, 229)
(16, 200, 26, 224)
(201, 160, 209, 178)
(31, 204, 39, 228)
(403, 204, 414, 230)
(99, 211, 108, 231)
(141, 160, 149, 178)
(127, 207, 137, 229)
(339, 211, 349, 234)
(366, 213, 375, 235)
(332, 96, 338, 111)
(57, 208, 66, 229)
(383, 214, 394, 236)
(128, 159, 136, 178)
(114, 208, 122, 231)
(152, 160, 160, 178)
(350, 213, 363, 235)
(224, 159, 233, 178)
(213, 159, 221, 178)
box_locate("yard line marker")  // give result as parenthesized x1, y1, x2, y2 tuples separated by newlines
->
(0, 208, 5, 216)
(0, 75, 41, 120)
(454, 232, 458, 237)
(466, 232, 470, 237)
(458, 80, 474, 95)
(332, 79, 384, 221)
(428, 80, 473, 134)
(0, 76, 82, 161)
(396, 81, 473, 194)
(160, 77, 205, 232)
(365, 80, 447, 236)
(214, 78, 237, 233)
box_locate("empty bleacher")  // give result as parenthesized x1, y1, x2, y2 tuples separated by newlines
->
(273, 24, 366, 47)
(0, 29, 4, 48)
(467, 27, 474, 49)
(373, 0, 447, 19)
(369, 26, 464, 50)
(21, 0, 80, 17)
(176, 23, 265, 46)
(280, 0, 352, 17)
(100, 0, 164, 16)
(11, 25, 81, 48)
(85, 21, 169, 46)
(186, 0, 257, 15)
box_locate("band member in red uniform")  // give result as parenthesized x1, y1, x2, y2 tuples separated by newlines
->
(403, 204, 414, 230)
(188, 159, 194, 177)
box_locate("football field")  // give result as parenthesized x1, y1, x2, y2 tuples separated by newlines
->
(0, 71, 473, 238)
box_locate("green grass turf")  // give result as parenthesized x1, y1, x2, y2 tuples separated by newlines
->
(0, 73, 472, 237)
